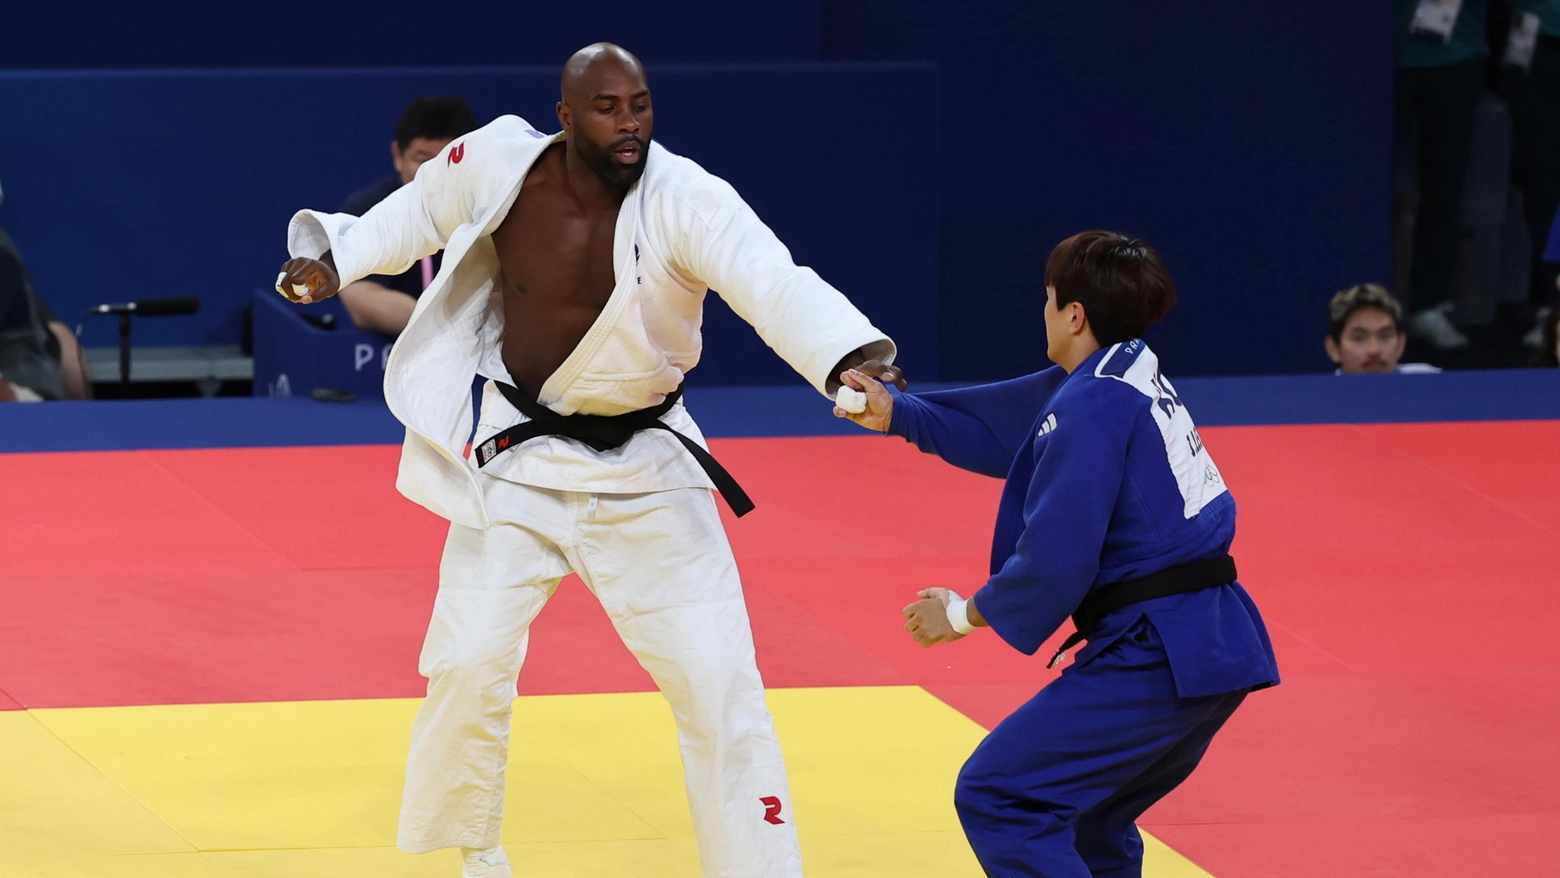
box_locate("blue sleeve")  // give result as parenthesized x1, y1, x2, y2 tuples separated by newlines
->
(885, 367, 1067, 479)
(972, 383, 1140, 656)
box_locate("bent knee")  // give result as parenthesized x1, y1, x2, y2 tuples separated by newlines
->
(420, 643, 522, 693)
(953, 747, 1008, 814)
(953, 746, 1048, 820)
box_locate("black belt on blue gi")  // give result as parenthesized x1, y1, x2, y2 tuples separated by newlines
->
(1048, 554, 1238, 668)
(473, 382, 756, 518)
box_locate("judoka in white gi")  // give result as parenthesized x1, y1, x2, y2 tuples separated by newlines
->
(275, 43, 900, 878)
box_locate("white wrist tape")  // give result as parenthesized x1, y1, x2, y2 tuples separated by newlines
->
(945, 591, 975, 635)
(835, 386, 867, 414)
(275, 271, 309, 299)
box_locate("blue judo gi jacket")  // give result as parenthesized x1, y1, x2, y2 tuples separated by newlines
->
(888, 340, 1278, 698)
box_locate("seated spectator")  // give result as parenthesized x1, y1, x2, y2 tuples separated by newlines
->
(1325, 283, 1441, 374)
(1532, 306, 1559, 367)
(0, 233, 88, 400)
(0, 178, 91, 400)
(336, 96, 478, 337)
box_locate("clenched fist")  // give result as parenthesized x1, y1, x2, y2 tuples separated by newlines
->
(275, 255, 341, 304)
(903, 587, 966, 648)
(834, 368, 897, 432)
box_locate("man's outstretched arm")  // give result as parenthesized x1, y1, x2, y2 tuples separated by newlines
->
(278, 120, 514, 303)
(672, 176, 900, 395)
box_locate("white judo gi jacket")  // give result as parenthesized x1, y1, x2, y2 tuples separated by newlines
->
(288, 115, 895, 529)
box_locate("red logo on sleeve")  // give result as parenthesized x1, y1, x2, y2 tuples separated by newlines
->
(760, 796, 785, 825)
(448, 143, 465, 165)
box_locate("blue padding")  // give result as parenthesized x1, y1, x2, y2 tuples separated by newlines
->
(687, 370, 1560, 435)
(1177, 370, 1560, 426)
(252, 289, 394, 399)
(2, 369, 1558, 454)
(0, 398, 404, 452)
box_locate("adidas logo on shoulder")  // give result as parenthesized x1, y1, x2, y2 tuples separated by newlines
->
(1037, 413, 1058, 436)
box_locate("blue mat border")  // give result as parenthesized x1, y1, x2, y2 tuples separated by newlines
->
(3, 370, 1558, 454)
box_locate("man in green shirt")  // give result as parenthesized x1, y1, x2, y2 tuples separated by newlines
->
(1395, 0, 1488, 350)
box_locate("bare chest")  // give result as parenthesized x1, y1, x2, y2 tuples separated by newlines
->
(488, 170, 624, 397)
(491, 186, 620, 308)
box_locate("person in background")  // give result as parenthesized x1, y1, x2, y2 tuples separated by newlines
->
(1395, 0, 1487, 350)
(1326, 284, 1442, 374)
(1510, 1, 1560, 344)
(0, 174, 91, 400)
(1528, 197, 1560, 349)
(336, 96, 478, 337)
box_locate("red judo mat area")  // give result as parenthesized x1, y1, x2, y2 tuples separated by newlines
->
(3, 421, 1558, 876)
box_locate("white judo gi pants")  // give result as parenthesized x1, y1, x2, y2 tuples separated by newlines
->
(397, 481, 803, 878)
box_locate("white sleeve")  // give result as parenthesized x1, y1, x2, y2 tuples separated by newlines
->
(285, 125, 495, 286)
(671, 175, 896, 395)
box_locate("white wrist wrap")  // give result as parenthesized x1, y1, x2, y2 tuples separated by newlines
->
(946, 592, 975, 635)
(835, 386, 868, 414)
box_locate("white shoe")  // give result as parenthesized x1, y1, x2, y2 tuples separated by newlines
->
(461, 846, 512, 878)
(1407, 303, 1469, 350)
(1523, 308, 1551, 348)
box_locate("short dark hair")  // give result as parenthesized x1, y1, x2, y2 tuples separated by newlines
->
(1044, 231, 1176, 346)
(395, 97, 478, 151)
(1327, 284, 1402, 342)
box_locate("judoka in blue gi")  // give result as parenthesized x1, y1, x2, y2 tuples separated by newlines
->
(835, 231, 1280, 877)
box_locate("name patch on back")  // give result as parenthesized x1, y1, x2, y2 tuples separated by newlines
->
(1095, 341, 1227, 518)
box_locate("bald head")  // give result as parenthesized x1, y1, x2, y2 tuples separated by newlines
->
(561, 43, 647, 104)
(556, 42, 653, 189)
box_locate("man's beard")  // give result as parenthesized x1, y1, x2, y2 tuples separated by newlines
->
(577, 134, 649, 188)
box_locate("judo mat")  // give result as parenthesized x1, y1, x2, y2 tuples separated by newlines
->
(1, 404, 1556, 875)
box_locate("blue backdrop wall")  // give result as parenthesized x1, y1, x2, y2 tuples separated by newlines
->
(0, 0, 822, 67)
(1, 1, 1394, 378)
(822, 0, 1396, 378)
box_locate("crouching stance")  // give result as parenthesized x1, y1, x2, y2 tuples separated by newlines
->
(837, 231, 1279, 877)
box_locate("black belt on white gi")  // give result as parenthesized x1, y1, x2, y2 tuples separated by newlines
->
(473, 382, 755, 518)
(1048, 554, 1238, 668)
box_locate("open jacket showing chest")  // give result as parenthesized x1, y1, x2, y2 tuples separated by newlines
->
(288, 116, 894, 527)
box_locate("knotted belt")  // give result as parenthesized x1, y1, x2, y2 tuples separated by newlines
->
(1048, 554, 1237, 668)
(473, 382, 756, 517)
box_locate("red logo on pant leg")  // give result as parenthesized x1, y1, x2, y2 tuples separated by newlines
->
(448, 143, 465, 165)
(760, 796, 785, 825)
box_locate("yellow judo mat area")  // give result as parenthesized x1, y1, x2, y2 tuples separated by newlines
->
(0, 686, 1212, 877)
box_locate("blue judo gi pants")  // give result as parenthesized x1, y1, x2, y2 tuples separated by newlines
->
(954, 616, 1246, 878)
